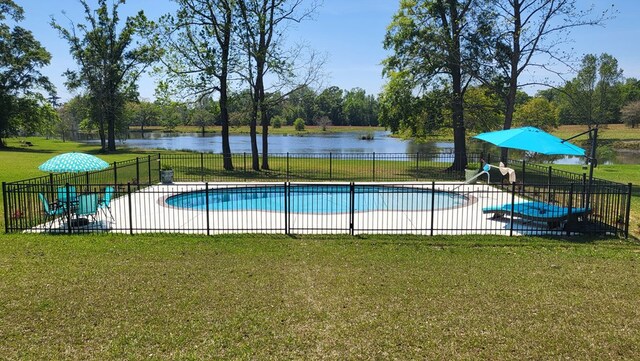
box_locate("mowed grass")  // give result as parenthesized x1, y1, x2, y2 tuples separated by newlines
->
(1, 234, 639, 359)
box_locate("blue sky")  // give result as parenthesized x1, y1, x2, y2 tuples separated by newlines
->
(15, 0, 640, 102)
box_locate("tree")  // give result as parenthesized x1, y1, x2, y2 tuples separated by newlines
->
(158, 0, 236, 170)
(237, 0, 319, 171)
(315, 86, 344, 125)
(476, 0, 609, 162)
(57, 96, 90, 141)
(126, 100, 159, 135)
(463, 86, 503, 133)
(190, 96, 220, 135)
(52, 0, 157, 152)
(514, 97, 558, 130)
(621, 101, 640, 128)
(293, 118, 305, 131)
(0, 0, 54, 147)
(384, 0, 487, 171)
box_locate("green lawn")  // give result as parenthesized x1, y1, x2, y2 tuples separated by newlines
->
(1, 137, 640, 358)
(1, 234, 639, 359)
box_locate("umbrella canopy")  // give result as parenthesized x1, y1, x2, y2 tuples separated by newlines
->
(473, 126, 585, 156)
(39, 152, 110, 173)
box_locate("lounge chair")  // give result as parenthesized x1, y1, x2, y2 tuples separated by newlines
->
(57, 186, 78, 206)
(482, 201, 590, 229)
(38, 193, 67, 231)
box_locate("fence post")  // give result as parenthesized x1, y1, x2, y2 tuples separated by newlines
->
(329, 152, 332, 180)
(205, 182, 210, 236)
(284, 182, 289, 235)
(521, 159, 526, 185)
(147, 155, 152, 185)
(372, 152, 376, 181)
(286, 153, 290, 182)
(547, 166, 552, 202)
(625, 183, 632, 239)
(430, 181, 435, 236)
(349, 182, 355, 236)
(127, 182, 133, 235)
(509, 182, 516, 237)
(243, 152, 247, 181)
(113, 161, 118, 185)
(135, 157, 140, 189)
(2, 182, 8, 233)
(49, 173, 55, 201)
(567, 183, 574, 236)
(157, 153, 162, 184)
(416, 153, 420, 181)
(200, 153, 204, 182)
(66, 183, 72, 234)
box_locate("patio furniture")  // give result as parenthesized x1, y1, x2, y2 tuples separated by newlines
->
(98, 186, 115, 221)
(75, 193, 99, 224)
(482, 201, 590, 229)
(38, 193, 67, 231)
(57, 185, 78, 205)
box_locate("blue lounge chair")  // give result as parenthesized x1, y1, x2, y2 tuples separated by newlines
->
(482, 201, 590, 229)
(38, 193, 67, 231)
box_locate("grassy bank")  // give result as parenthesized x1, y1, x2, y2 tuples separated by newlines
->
(1, 234, 639, 359)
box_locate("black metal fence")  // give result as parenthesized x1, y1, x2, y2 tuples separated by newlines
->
(2, 152, 633, 237)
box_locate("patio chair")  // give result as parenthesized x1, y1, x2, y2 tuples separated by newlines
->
(98, 186, 115, 221)
(38, 193, 66, 231)
(482, 201, 590, 229)
(57, 185, 78, 206)
(76, 193, 99, 223)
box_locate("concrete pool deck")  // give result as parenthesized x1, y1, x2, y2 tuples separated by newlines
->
(31, 182, 571, 236)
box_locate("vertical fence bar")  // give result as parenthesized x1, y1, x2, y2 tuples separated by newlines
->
(547, 166, 552, 202)
(205, 182, 210, 236)
(416, 153, 420, 181)
(286, 153, 290, 182)
(2, 182, 8, 233)
(113, 162, 118, 185)
(625, 183, 632, 239)
(65, 183, 72, 234)
(567, 183, 574, 236)
(200, 153, 205, 182)
(430, 181, 435, 236)
(49, 173, 55, 201)
(284, 182, 289, 235)
(372, 152, 376, 181)
(127, 182, 133, 235)
(147, 155, 152, 185)
(243, 152, 247, 181)
(329, 152, 332, 180)
(509, 182, 516, 237)
(349, 182, 355, 236)
(157, 153, 162, 183)
(521, 159, 526, 184)
(136, 157, 140, 186)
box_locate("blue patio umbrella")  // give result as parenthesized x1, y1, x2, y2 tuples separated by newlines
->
(39, 152, 110, 173)
(473, 126, 585, 156)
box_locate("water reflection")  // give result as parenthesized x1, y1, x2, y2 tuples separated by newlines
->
(79, 131, 639, 164)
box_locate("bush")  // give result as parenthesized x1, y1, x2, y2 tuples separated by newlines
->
(294, 118, 305, 131)
(271, 115, 283, 128)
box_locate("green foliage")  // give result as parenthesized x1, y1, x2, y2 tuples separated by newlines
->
(271, 115, 284, 128)
(621, 101, 640, 128)
(463, 86, 503, 133)
(293, 118, 305, 131)
(51, 0, 158, 151)
(514, 97, 558, 130)
(0, 0, 54, 146)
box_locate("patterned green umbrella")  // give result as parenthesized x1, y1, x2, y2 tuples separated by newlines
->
(39, 152, 109, 173)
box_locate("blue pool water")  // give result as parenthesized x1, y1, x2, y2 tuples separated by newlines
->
(165, 185, 467, 213)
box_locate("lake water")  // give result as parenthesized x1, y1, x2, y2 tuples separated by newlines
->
(83, 130, 639, 165)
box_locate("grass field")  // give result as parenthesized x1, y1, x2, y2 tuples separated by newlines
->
(1, 234, 639, 359)
(1, 136, 639, 358)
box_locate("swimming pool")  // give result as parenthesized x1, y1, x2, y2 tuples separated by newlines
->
(165, 185, 468, 213)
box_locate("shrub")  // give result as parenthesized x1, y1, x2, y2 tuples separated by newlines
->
(271, 115, 283, 128)
(294, 118, 305, 131)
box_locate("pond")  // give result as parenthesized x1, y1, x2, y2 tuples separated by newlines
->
(82, 130, 639, 165)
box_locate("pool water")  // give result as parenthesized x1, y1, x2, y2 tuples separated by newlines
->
(165, 185, 467, 213)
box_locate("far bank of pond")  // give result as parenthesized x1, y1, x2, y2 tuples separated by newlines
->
(81, 130, 639, 165)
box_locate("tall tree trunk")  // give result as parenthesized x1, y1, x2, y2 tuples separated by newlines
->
(261, 108, 269, 170)
(448, 2, 466, 172)
(249, 89, 260, 171)
(219, 1, 234, 171)
(501, 0, 521, 165)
